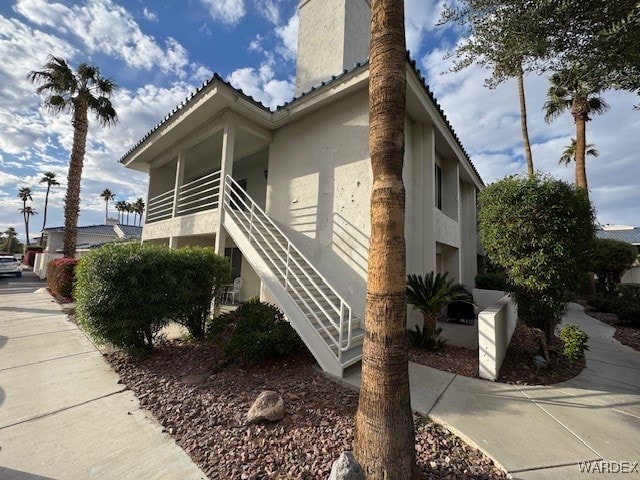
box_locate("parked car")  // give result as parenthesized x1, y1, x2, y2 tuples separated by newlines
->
(0, 253, 22, 277)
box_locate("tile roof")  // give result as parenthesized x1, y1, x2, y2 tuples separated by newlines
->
(119, 53, 482, 186)
(116, 224, 143, 238)
(44, 224, 117, 235)
(595, 228, 640, 245)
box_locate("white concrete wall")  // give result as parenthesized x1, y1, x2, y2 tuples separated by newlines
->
(45, 232, 116, 253)
(622, 266, 640, 284)
(478, 294, 518, 381)
(142, 210, 221, 241)
(295, 0, 370, 95)
(267, 88, 371, 317)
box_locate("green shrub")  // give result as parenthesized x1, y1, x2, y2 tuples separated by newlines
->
(475, 272, 508, 291)
(591, 239, 637, 298)
(612, 300, 640, 326)
(221, 298, 302, 363)
(478, 175, 594, 342)
(558, 324, 589, 362)
(618, 283, 640, 303)
(46, 257, 78, 301)
(407, 325, 446, 351)
(587, 294, 615, 313)
(171, 247, 231, 338)
(75, 244, 173, 353)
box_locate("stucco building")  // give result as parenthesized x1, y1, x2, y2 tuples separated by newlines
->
(120, 0, 483, 377)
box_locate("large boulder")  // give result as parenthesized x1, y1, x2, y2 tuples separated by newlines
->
(246, 390, 285, 424)
(328, 452, 363, 480)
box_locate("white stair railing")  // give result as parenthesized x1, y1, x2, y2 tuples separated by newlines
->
(222, 175, 357, 361)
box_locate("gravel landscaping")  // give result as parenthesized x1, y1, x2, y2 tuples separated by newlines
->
(106, 344, 506, 479)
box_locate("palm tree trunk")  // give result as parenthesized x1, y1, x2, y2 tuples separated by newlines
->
(573, 97, 589, 191)
(105, 200, 108, 220)
(22, 200, 28, 247)
(423, 312, 437, 337)
(63, 103, 89, 258)
(517, 69, 534, 177)
(40, 185, 51, 246)
(25, 215, 30, 248)
(354, 1, 416, 478)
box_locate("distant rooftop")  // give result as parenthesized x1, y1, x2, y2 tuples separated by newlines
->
(44, 223, 142, 239)
(596, 227, 640, 245)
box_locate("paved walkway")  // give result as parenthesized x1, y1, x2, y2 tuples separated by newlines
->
(345, 302, 640, 479)
(0, 272, 206, 480)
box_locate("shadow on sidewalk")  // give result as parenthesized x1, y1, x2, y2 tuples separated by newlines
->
(0, 467, 56, 480)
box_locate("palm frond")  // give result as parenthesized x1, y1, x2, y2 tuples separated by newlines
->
(406, 271, 472, 316)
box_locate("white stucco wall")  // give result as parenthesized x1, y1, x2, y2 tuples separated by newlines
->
(296, 0, 370, 95)
(622, 266, 640, 284)
(45, 231, 116, 253)
(267, 88, 371, 317)
(478, 294, 518, 381)
(142, 210, 221, 241)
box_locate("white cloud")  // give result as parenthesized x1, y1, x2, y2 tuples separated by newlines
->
(200, 0, 246, 25)
(15, 0, 189, 75)
(142, 7, 157, 22)
(275, 12, 298, 60)
(404, 0, 444, 55)
(226, 62, 294, 109)
(248, 34, 264, 53)
(256, 0, 280, 24)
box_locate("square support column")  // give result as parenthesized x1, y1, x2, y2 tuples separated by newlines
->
(172, 150, 186, 219)
(215, 115, 236, 255)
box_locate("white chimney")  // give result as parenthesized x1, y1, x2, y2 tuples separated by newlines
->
(295, 0, 371, 96)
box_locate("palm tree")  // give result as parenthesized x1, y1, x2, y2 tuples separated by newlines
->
(20, 206, 38, 247)
(559, 138, 599, 165)
(39, 171, 60, 244)
(406, 272, 472, 336)
(17, 187, 33, 246)
(124, 202, 134, 225)
(353, 1, 416, 478)
(100, 188, 115, 221)
(543, 70, 609, 192)
(29, 55, 117, 257)
(115, 200, 126, 223)
(133, 198, 145, 226)
(3, 227, 18, 252)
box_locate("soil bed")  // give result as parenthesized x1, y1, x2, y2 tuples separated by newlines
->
(107, 345, 506, 479)
(409, 321, 585, 385)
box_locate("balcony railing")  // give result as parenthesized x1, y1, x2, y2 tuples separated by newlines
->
(146, 170, 221, 223)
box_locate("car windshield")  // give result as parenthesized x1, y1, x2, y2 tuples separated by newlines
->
(0, 257, 17, 263)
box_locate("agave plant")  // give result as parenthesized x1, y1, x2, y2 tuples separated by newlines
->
(406, 271, 472, 336)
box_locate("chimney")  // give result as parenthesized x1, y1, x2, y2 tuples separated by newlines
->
(295, 0, 371, 96)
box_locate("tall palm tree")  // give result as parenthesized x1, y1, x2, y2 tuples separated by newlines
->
(3, 227, 18, 252)
(133, 198, 145, 226)
(125, 202, 133, 225)
(100, 188, 115, 221)
(406, 272, 472, 335)
(20, 206, 37, 247)
(39, 171, 60, 244)
(17, 187, 33, 246)
(115, 200, 126, 223)
(29, 55, 117, 257)
(354, 1, 416, 478)
(543, 70, 609, 192)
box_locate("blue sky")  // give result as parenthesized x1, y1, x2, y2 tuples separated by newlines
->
(1, 0, 639, 243)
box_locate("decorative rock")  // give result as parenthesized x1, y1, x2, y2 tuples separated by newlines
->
(328, 452, 363, 480)
(246, 390, 285, 424)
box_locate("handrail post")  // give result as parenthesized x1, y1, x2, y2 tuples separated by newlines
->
(285, 242, 291, 290)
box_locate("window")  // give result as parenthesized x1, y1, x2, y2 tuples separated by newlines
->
(435, 164, 442, 210)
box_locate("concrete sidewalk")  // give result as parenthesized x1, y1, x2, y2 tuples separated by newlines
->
(0, 281, 206, 479)
(345, 302, 640, 479)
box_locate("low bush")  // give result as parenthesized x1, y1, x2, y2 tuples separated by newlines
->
(613, 301, 640, 326)
(587, 293, 640, 326)
(587, 294, 615, 313)
(558, 324, 589, 362)
(475, 272, 508, 291)
(214, 298, 302, 363)
(407, 325, 446, 351)
(24, 246, 43, 267)
(618, 283, 640, 303)
(46, 257, 78, 301)
(75, 243, 229, 354)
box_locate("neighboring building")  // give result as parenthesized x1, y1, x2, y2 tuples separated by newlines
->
(596, 225, 640, 283)
(33, 221, 142, 278)
(120, 0, 483, 377)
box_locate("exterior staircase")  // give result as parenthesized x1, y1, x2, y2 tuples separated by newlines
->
(221, 175, 364, 377)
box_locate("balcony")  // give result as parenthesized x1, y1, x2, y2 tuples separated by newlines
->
(147, 170, 221, 223)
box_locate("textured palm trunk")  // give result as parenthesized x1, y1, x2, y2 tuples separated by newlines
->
(517, 69, 534, 177)
(21, 201, 29, 246)
(40, 186, 51, 246)
(423, 312, 437, 337)
(354, 1, 416, 478)
(572, 97, 589, 191)
(63, 102, 89, 258)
